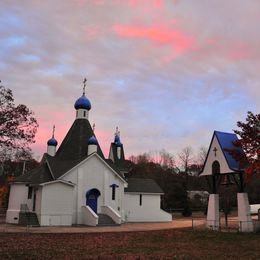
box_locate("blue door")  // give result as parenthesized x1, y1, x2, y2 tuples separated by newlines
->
(86, 189, 101, 213)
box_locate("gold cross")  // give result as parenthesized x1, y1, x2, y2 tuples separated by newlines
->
(115, 126, 120, 136)
(52, 125, 55, 138)
(83, 78, 87, 95)
(213, 147, 218, 157)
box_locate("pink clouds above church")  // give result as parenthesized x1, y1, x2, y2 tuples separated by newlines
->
(0, 0, 259, 159)
(113, 23, 195, 58)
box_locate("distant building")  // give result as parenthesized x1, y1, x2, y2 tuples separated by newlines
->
(6, 82, 171, 226)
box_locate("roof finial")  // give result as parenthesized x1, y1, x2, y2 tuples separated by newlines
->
(83, 78, 87, 95)
(92, 123, 95, 132)
(115, 126, 120, 137)
(52, 125, 55, 138)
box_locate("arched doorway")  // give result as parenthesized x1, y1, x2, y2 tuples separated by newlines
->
(86, 188, 101, 213)
(212, 160, 220, 175)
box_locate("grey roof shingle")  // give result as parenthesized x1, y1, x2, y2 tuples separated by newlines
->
(56, 118, 104, 160)
(14, 163, 53, 184)
(124, 178, 164, 194)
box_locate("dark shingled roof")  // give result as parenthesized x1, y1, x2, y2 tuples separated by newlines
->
(13, 152, 126, 185)
(14, 163, 53, 184)
(46, 154, 83, 179)
(125, 178, 164, 194)
(56, 119, 104, 160)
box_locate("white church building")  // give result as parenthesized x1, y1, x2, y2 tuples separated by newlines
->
(6, 83, 171, 226)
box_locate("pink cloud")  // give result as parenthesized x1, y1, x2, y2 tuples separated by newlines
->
(227, 44, 254, 61)
(85, 26, 101, 41)
(113, 23, 195, 59)
(189, 37, 258, 63)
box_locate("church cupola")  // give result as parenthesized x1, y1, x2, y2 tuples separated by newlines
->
(88, 124, 98, 155)
(115, 127, 122, 159)
(75, 78, 91, 119)
(47, 125, 58, 156)
(109, 127, 124, 162)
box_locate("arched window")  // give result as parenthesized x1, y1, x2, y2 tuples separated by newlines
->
(212, 160, 220, 175)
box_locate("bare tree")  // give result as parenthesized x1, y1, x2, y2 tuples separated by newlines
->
(178, 146, 193, 174)
(149, 149, 175, 169)
(128, 153, 151, 164)
(198, 146, 207, 167)
(159, 149, 175, 169)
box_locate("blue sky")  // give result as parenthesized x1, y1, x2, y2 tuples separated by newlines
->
(0, 0, 259, 162)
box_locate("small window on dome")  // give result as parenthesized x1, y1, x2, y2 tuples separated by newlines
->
(83, 111, 86, 117)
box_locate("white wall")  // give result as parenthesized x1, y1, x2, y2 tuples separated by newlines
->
(35, 187, 42, 218)
(124, 193, 172, 222)
(81, 206, 98, 226)
(62, 155, 125, 225)
(201, 135, 231, 176)
(76, 109, 89, 119)
(6, 184, 28, 224)
(39, 182, 73, 226)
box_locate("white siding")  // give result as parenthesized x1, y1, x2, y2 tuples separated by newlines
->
(39, 182, 73, 226)
(124, 193, 172, 222)
(6, 184, 28, 224)
(62, 155, 125, 224)
(35, 187, 42, 218)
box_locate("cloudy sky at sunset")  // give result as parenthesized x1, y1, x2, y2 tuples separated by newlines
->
(1, 0, 259, 160)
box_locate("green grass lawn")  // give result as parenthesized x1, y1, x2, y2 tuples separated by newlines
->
(0, 229, 259, 259)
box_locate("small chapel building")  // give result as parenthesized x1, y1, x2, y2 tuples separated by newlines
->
(6, 83, 171, 226)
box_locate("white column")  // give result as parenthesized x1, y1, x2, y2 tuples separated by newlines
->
(206, 194, 220, 230)
(77, 170, 83, 224)
(237, 193, 254, 232)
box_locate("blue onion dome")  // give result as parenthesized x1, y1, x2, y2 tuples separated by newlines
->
(114, 134, 122, 147)
(47, 137, 58, 147)
(74, 94, 91, 110)
(88, 135, 98, 145)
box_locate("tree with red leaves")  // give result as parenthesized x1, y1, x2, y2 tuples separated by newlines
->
(233, 111, 260, 179)
(0, 81, 38, 160)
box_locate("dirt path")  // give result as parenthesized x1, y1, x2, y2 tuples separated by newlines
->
(0, 218, 206, 233)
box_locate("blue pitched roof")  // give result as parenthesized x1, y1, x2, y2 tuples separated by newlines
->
(214, 131, 245, 171)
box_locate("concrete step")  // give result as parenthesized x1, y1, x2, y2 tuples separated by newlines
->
(97, 214, 118, 226)
(19, 212, 40, 226)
